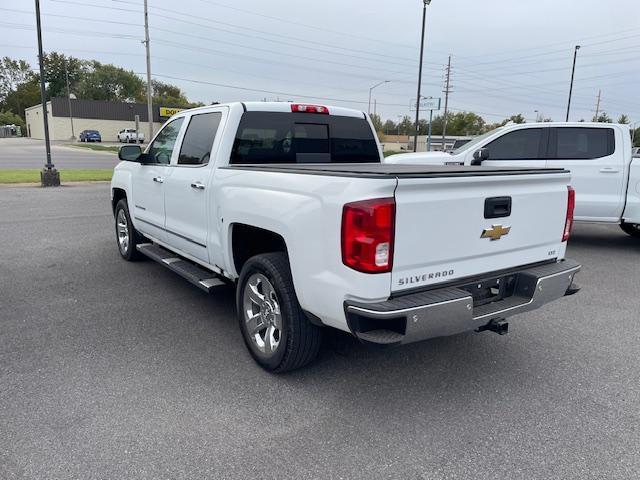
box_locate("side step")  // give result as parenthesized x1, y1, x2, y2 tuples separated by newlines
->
(136, 243, 226, 293)
(355, 329, 404, 345)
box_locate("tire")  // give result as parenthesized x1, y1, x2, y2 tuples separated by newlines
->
(620, 222, 640, 238)
(237, 252, 322, 373)
(114, 199, 144, 261)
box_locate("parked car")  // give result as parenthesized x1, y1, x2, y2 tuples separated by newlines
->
(385, 122, 640, 238)
(79, 130, 101, 142)
(118, 129, 144, 143)
(632, 147, 640, 157)
(111, 102, 580, 372)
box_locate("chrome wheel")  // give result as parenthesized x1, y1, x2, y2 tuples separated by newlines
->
(243, 273, 282, 356)
(116, 209, 130, 255)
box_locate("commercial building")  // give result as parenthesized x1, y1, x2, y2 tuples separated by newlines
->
(25, 98, 184, 141)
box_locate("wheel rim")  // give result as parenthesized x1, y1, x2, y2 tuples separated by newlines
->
(116, 209, 130, 254)
(243, 273, 282, 356)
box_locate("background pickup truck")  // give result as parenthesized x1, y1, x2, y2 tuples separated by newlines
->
(111, 102, 580, 372)
(118, 128, 145, 143)
(386, 122, 640, 238)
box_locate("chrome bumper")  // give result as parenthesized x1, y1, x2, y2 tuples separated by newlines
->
(345, 259, 581, 345)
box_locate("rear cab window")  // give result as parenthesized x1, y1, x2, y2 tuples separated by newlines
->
(485, 128, 544, 160)
(230, 112, 380, 164)
(549, 127, 615, 159)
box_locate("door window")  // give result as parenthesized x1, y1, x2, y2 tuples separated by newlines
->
(553, 127, 614, 159)
(147, 117, 184, 164)
(485, 128, 543, 160)
(178, 112, 222, 165)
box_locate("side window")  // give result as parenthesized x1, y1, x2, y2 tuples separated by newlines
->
(485, 129, 543, 160)
(147, 117, 184, 165)
(553, 128, 614, 159)
(178, 112, 222, 165)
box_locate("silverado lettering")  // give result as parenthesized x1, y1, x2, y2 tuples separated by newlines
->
(398, 270, 455, 286)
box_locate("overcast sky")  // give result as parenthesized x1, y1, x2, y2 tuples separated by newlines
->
(3, 0, 639, 124)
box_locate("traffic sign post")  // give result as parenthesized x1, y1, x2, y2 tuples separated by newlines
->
(410, 97, 441, 151)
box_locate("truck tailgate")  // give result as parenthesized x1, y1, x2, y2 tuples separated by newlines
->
(392, 171, 571, 293)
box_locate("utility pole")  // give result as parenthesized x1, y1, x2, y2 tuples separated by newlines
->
(143, 0, 154, 142)
(368, 80, 389, 116)
(593, 89, 601, 122)
(413, 0, 431, 152)
(565, 45, 581, 122)
(65, 62, 75, 140)
(34, 0, 59, 186)
(441, 55, 452, 151)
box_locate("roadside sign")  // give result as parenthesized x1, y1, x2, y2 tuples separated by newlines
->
(159, 107, 185, 117)
(410, 97, 441, 111)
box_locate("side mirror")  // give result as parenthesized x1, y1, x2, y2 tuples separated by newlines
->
(471, 147, 490, 165)
(118, 145, 142, 162)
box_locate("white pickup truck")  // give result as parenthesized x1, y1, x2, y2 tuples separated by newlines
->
(118, 128, 145, 144)
(387, 122, 640, 237)
(111, 102, 580, 372)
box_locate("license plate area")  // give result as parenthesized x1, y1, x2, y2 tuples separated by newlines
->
(460, 274, 518, 307)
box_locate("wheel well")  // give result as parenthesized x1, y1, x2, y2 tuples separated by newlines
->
(111, 188, 127, 214)
(232, 224, 287, 274)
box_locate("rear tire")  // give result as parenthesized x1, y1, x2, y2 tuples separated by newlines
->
(237, 252, 322, 373)
(620, 222, 640, 238)
(114, 199, 144, 261)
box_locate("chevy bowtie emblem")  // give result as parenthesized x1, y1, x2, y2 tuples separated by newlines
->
(481, 224, 511, 241)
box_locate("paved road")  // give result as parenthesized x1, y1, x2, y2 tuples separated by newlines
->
(1, 184, 638, 479)
(0, 137, 119, 169)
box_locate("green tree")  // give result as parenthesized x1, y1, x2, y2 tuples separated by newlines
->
(594, 112, 612, 123)
(146, 79, 194, 108)
(398, 115, 413, 135)
(0, 110, 25, 129)
(1, 77, 41, 120)
(0, 57, 34, 103)
(77, 61, 145, 102)
(509, 113, 526, 124)
(382, 119, 396, 136)
(43, 52, 84, 99)
(633, 128, 640, 147)
(617, 114, 630, 124)
(369, 113, 383, 133)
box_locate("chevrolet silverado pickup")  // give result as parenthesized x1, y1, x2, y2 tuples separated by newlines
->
(111, 102, 581, 372)
(386, 122, 640, 237)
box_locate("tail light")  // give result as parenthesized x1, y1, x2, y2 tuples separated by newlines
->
(291, 104, 329, 114)
(342, 198, 395, 273)
(563, 186, 575, 242)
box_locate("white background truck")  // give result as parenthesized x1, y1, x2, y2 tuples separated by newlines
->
(118, 128, 145, 143)
(111, 102, 580, 372)
(386, 122, 640, 237)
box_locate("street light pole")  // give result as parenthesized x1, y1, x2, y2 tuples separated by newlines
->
(368, 80, 389, 116)
(65, 62, 75, 140)
(143, 0, 154, 142)
(413, 0, 431, 152)
(34, 0, 59, 186)
(565, 45, 581, 122)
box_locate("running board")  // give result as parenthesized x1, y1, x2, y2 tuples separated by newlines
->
(136, 243, 226, 293)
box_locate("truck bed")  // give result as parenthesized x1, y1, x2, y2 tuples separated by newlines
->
(222, 163, 568, 178)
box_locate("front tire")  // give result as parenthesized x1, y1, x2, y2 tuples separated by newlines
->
(114, 199, 144, 261)
(620, 222, 640, 238)
(237, 253, 322, 373)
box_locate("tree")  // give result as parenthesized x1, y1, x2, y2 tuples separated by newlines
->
(594, 112, 612, 123)
(1, 77, 41, 120)
(0, 57, 34, 103)
(398, 115, 413, 136)
(146, 79, 194, 108)
(43, 52, 83, 99)
(369, 113, 383, 133)
(617, 114, 630, 124)
(509, 113, 526, 124)
(76, 61, 145, 102)
(382, 119, 396, 136)
(633, 128, 640, 147)
(0, 110, 25, 129)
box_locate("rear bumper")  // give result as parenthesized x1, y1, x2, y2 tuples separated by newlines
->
(344, 259, 581, 345)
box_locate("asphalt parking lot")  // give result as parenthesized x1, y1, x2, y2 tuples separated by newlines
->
(1, 183, 639, 479)
(0, 138, 119, 169)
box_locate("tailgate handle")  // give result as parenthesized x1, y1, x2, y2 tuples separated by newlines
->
(484, 196, 512, 219)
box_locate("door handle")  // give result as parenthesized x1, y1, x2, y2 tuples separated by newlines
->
(599, 168, 620, 173)
(190, 182, 205, 190)
(153, 176, 164, 183)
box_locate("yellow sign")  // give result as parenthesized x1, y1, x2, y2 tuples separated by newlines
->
(159, 107, 185, 117)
